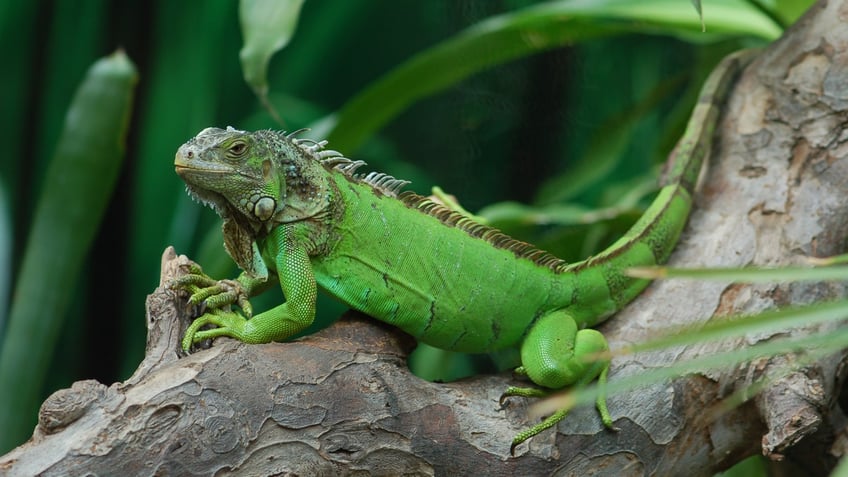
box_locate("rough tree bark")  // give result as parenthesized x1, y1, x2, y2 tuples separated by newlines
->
(3, 1, 848, 475)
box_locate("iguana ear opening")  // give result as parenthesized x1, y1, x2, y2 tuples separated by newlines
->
(222, 216, 269, 280)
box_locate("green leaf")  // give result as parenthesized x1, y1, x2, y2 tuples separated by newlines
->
(627, 299, 848, 354)
(772, 0, 816, 22)
(832, 452, 848, 477)
(239, 0, 305, 122)
(627, 264, 848, 282)
(0, 51, 137, 453)
(808, 252, 848, 266)
(691, 0, 705, 31)
(321, 0, 781, 153)
(715, 455, 767, 477)
(479, 201, 636, 228)
(534, 71, 687, 205)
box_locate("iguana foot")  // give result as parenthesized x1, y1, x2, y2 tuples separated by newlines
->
(509, 408, 570, 456)
(171, 265, 253, 316)
(500, 364, 615, 456)
(181, 308, 251, 352)
(498, 385, 546, 409)
(498, 386, 560, 455)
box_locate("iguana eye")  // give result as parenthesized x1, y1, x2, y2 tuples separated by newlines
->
(227, 141, 248, 158)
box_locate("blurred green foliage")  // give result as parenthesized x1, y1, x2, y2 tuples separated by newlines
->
(0, 0, 812, 456)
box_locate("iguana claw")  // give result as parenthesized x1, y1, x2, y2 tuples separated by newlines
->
(181, 308, 250, 352)
(171, 273, 253, 317)
(501, 363, 616, 456)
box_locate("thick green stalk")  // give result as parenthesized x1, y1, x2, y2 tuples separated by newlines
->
(0, 51, 137, 454)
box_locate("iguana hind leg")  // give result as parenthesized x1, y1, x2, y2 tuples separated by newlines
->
(502, 310, 614, 454)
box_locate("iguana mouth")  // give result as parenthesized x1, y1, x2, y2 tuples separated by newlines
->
(174, 164, 231, 174)
(175, 164, 263, 183)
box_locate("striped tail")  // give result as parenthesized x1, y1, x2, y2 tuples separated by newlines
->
(563, 49, 756, 323)
(663, 49, 758, 193)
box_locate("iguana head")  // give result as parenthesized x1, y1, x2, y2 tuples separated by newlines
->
(175, 127, 284, 224)
(175, 127, 333, 277)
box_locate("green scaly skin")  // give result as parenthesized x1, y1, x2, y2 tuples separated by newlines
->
(172, 50, 754, 454)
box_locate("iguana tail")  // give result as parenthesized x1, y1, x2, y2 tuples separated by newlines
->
(662, 49, 757, 191)
(563, 49, 756, 324)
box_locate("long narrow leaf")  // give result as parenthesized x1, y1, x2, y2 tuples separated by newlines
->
(534, 72, 687, 204)
(628, 264, 848, 282)
(0, 51, 137, 453)
(532, 300, 848, 418)
(624, 300, 848, 355)
(537, 325, 848, 419)
(239, 0, 305, 123)
(320, 0, 780, 153)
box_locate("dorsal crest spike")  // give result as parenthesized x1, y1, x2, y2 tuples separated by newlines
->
(316, 149, 342, 159)
(285, 130, 409, 198)
(398, 193, 569, 272)
(320, 157, 352, 168)
(286, 128, 310, 138)
(336, 160, 367, 174)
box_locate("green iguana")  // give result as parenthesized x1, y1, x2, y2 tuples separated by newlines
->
(173, 50, 754, 453)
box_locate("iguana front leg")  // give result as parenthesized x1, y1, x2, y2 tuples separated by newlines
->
(180, 228, 318, 351)
(502, 309, 614, 454)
